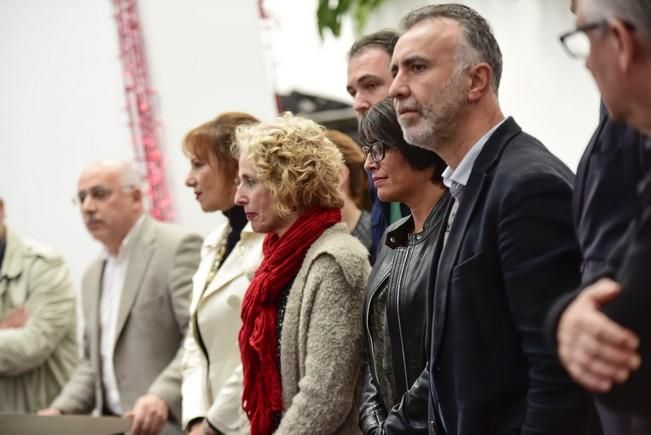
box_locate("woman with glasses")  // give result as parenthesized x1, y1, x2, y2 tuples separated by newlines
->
(234, 113, 370, 435)
(181, 112, 264, 435)
(358, 98, 449, 435)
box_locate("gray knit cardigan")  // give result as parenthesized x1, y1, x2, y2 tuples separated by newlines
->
(275, 223, 370, 435)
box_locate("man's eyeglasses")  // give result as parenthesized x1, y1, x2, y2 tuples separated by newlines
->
(361, 142, 388, 163)
(72, 186, 114, 206)
(560, 19, 636, 59)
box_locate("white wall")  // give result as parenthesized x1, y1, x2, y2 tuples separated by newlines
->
(0, 0, 277, 286)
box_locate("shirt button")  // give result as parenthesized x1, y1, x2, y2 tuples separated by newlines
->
(389, 237, 396, 243)
(416, 235, 422, 240)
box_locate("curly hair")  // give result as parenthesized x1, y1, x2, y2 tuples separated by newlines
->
(326, 130, 372, 211)
(182, 112, 259, 182)
(234, 113, 345, 218)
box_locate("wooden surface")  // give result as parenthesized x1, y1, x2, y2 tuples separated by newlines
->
(0, 414, 131, 435)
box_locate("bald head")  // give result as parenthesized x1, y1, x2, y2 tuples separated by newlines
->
(77, 160, 144, 254)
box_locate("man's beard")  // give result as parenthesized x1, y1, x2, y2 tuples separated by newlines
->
(399, 69, 467, 152)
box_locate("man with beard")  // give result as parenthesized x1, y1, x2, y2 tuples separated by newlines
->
(389, 4, 597, 434)
(39, 161, 201, 435)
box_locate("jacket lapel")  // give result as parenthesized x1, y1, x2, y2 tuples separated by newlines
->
(431, 118, 521, 363)
(113, 217, 155, 346)
(201, 225, 254, 300)
(573, 114, 606, 226)
(201, 252, 243, 300)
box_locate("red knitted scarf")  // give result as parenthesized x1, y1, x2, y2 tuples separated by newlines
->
(239, 207, 342, 435)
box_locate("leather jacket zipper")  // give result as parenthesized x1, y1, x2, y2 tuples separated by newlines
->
(365, 270, 390, 384)
(395, 247, 412, 389)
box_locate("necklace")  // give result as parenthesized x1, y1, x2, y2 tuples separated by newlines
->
(202, 229, 229, 292)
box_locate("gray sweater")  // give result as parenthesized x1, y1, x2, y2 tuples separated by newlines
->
(276, 223, 370, 435)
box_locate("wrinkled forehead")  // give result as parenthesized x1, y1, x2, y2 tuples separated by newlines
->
(392, 18, 463, 66)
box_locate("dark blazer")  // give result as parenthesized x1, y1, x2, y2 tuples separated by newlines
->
(573, 105, 650, 284)
(598, 170, 651, 419)
(428, 118, 595, 435)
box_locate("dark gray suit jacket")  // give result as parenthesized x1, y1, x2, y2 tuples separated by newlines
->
(428, 118, 595, 435)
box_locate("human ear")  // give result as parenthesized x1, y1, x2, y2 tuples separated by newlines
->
(467, 63, 492, 102)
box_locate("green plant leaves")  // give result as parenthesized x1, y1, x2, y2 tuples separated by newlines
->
(317, 0, 386, 38)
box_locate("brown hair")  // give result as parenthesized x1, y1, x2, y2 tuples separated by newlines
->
(182, 112, 259, 182)
(326, 130, 372, 211)
(348, 29, 399, 60)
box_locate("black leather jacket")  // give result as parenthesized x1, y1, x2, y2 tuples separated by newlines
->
(360, 192, 450, 435)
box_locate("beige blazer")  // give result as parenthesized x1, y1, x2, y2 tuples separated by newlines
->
(51, 216, 201, 435)
(182, 221, 263, 434)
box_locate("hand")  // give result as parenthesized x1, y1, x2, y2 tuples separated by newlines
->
(187, 419, 204, 435)
(557, 278, 641, 392)
(0, 306, 28, 329)
(201, 419, 221, 435)
(37, 408, 62, 416)
(125, 394, 169, 435)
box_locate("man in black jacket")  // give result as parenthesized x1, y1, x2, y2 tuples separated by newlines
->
(554, 0, 651, 431)
(389, 4, 597, 434)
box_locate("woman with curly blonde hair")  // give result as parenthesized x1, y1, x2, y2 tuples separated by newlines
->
(233, 113, 370, 435)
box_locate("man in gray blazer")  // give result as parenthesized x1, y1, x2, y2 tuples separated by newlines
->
(39, 160, 201, 435)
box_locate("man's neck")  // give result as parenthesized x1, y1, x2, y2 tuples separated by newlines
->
(105, 213, 143, 257)
(441, 103, 504, 170)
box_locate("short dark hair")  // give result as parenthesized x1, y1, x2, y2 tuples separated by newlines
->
(400, 4, 503, 92)
(358, 98, 446, 185)
(348, 29, 399, 60)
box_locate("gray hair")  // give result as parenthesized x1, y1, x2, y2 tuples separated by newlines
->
(584, 0, 651, 44)
(91, 160, 143, 190)
(400, 3, 503, 93)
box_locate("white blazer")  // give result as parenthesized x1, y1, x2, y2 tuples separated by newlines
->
(181, 221, 263, 434)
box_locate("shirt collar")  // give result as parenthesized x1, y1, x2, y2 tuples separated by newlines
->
(442, 119, 506, 197)
(102, 214, 145, 260)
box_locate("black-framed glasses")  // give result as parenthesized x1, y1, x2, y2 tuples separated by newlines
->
(559, 19, 636, 59)
(72, 185, 114, 206)
(361, 142, 387, 163)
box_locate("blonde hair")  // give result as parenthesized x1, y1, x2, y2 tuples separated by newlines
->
(234, 113, 344, 218)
